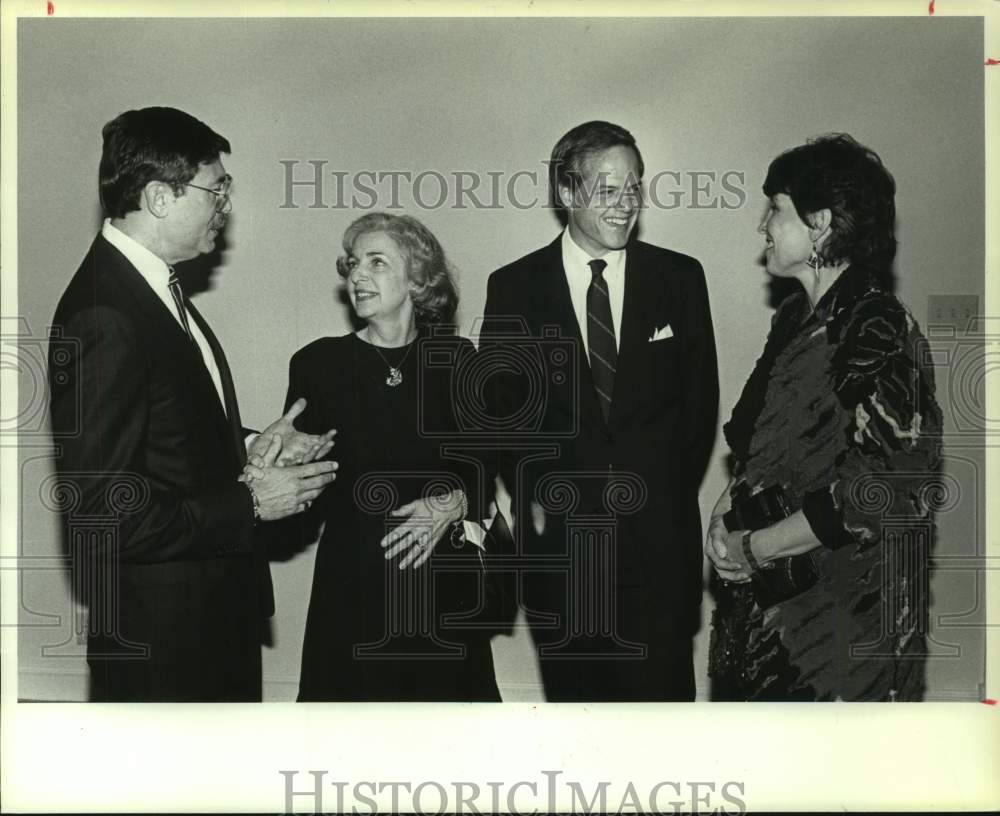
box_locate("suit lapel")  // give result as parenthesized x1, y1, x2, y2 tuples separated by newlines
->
(540, 239, 584, 345)
(95, 236, 239, 463)
(187, 301, 246, 466)
(98, 236, 200, 356)
(612, 242, 669, 430)
(617, 243, 649, 367)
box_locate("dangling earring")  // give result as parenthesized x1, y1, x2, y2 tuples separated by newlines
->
(808, 245, 821, 284)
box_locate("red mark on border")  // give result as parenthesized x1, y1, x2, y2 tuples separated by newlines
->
(986, 59, 1000, 66)
(46, 1, 54, 14)
(928, 0, 935, 14)
(982, 698, 997, 705)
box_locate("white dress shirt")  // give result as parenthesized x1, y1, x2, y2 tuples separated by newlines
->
(101, 219, 227, 414)
(560, 227, 626, 354)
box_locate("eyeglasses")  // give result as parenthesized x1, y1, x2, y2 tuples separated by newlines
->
(184, 175, 233, 212)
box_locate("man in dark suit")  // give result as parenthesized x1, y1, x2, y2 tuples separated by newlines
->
(481, 120, 718, 701)
(48, 107, 338, 702)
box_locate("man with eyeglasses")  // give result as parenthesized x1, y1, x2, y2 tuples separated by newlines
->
(48, 106, 338, 702)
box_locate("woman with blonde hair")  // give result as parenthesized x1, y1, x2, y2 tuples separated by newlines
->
(282, 212, 499, 701)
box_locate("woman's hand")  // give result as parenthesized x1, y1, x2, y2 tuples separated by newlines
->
(380, 490, 466, 570)
(721, 529, 754, 582)
(705, 478, 750, 583)
(705, 516, 752, 583)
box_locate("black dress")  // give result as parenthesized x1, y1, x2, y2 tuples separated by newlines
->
(284, 332, 500, 701)
(709, 266, 943, 701)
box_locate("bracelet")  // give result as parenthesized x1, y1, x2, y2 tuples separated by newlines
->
(243, 480, 261, 522)
(741, 529, 761, 573)
(457, 490, 469, 521)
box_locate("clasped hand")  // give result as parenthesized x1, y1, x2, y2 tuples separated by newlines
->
(705, 516, 753, 584)
(379, 490, 466, 570)
(247, 398, 336, 466)
(240, 398, 339, 521)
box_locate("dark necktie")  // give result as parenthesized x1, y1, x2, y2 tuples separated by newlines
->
(586, 258, 617, 423)
(167, 268, 197, 346)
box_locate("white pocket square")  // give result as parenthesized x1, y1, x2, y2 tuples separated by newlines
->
(648, 324, 674, 342)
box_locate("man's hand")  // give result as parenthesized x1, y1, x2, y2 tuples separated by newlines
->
(248, 398, 337, 466)
(248, 434, 338, 521)
(379, 490, 466, 570)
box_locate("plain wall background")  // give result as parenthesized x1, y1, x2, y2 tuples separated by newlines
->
(15, 16, 986, 701)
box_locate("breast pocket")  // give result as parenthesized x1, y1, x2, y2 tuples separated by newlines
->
(637, 334, 680, 405)
(645, 334, 679, 368)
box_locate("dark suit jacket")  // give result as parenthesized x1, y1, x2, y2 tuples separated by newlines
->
(48, 233, 273, 701)
(482, 236, 718, 637)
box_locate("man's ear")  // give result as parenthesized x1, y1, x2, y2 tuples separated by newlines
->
(807, 208, 832, 244)
(142, 180, 172, 219)
(557, 181, 576, 211)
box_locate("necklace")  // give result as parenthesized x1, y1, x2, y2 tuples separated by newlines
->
(366, 327, 416, 387)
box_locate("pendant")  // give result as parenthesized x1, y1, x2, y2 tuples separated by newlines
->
(385, 368, 403, 387)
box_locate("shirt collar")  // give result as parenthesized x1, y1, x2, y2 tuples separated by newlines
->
(561, 227, 625, 277)
(101, 218, 172, 291)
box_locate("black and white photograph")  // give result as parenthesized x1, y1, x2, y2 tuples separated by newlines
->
(2, 0, 997, 812)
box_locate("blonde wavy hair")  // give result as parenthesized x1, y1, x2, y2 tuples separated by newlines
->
(336, 212, 458, 326)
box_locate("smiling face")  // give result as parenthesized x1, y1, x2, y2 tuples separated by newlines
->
(561, 144, 642, 256)
(162, 159, 229, 263)
(345, 230, 415, 326)
(758, 193, 815, 278)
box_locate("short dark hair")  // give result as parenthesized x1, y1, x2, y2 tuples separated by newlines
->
(336, 212, 459, 326)
(763, 133, 897, 271)
(548, 120, 645, 214)
(99, 107, 231, 218)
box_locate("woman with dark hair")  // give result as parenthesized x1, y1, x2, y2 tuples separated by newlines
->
(279, 212, 500, 701)
(705, 134, 943, 701)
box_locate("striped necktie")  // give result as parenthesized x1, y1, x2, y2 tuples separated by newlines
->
(167, 268, 197, 346)
(586, 258, 617, 423)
